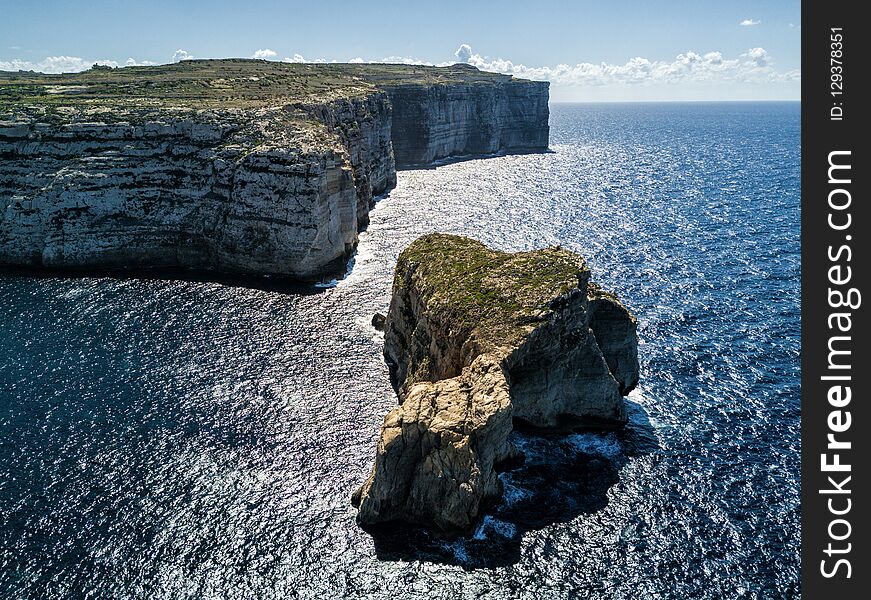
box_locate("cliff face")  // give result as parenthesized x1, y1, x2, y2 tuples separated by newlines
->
(382, 78, 550, 166)
(0, 95, 394, 278)
(0, 61, 549, 278)
(302, 96, 396, 229)
(354, 234, 639, 536)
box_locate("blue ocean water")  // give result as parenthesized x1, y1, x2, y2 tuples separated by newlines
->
(0, 102, 800, 599)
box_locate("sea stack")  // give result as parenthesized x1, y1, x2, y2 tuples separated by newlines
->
(354, 234, 639, 536)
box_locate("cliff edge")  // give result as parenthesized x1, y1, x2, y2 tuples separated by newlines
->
(353, 234, 639, 536)
(0, 60, 549, 278)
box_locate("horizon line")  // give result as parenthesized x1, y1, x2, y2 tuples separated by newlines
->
(550, 99, 800, 104)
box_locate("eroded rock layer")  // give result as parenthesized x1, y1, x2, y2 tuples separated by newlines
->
(355, 234, 639, 536)
(0, 97, 393, 278)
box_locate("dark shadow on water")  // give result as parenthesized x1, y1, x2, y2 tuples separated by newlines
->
(0, 264, 330, 295)
(395, 148, 554, 171)
(367, 399, 659, 569)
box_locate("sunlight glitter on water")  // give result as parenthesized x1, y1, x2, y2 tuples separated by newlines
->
(0, 102, 800, 599)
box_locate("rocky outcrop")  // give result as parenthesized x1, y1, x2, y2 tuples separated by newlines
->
(352, 354, 514, 536)
(0, 61, 550, 279)
(381, 74, 550, 166)
(355, 234, 639, 536)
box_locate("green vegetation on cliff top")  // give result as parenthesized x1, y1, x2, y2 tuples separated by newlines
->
(0, 59, 523, 110)
(395, 234, 587, 349)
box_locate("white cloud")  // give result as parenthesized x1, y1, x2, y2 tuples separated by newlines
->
(0, 54, 161, 73)
(378, 55, 442, 65)
(283, 53, 331, 64)
(454, 44, 473, 64)
(252, 48, 277, 59)
(740, 19, 761, 26)
(348, 57, 365, 64)
(0, 56, 118, 73)
(126, 58, 157, 67)
(744, 47, 769, 67)
(172, 49, 193, 62)
(449, 43, 798, 87)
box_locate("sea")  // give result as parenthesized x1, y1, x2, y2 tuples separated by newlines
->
(0, 102, 801, 599)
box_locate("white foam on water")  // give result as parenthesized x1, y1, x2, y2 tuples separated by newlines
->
(472, 516, 518, 540)
(565, 432, 623, 459)
(498, 475, 533, 507)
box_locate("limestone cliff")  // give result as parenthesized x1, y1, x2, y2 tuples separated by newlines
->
(354, 234, 639, 536)
(0, 97, 394, 278)
(380, 76, 549, 165)
(0, 60, 549, 278)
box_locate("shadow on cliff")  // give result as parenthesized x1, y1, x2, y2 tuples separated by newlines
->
(366, 398, 659, 569)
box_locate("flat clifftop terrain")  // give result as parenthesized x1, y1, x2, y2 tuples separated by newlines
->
(0, 60, 549, 279)
(0, 59, 522, 110)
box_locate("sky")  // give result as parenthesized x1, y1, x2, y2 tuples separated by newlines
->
(0, 0, 801, 102)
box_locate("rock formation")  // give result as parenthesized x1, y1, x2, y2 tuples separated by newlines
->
(354, 234, 639, 536)
(0, 60, 549, 278)
(352, 353, 514, 536)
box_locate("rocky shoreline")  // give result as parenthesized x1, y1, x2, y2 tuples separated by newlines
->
(0, 60, 549, 279)
(353, 234, 639, 536)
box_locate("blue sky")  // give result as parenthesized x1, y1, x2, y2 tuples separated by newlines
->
(1, 0, 801, 101)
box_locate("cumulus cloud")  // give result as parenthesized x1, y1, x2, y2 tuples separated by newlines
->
(283, 53, 330, 63)
(251, 48, 277, 59)
(454, 43, 473, 64)
(375, 55, 438, 65)
(126, 58, 157, 67)
(0, 56, 105, 72)
(744, 47, 769, 67)
(0, 56, 155, 73)
(740, 19, 761, 26)
(449, 43, 798, 86)
(172, 49, 193, 62)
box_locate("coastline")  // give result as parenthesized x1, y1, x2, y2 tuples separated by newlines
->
(0, 61, 549, 280)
